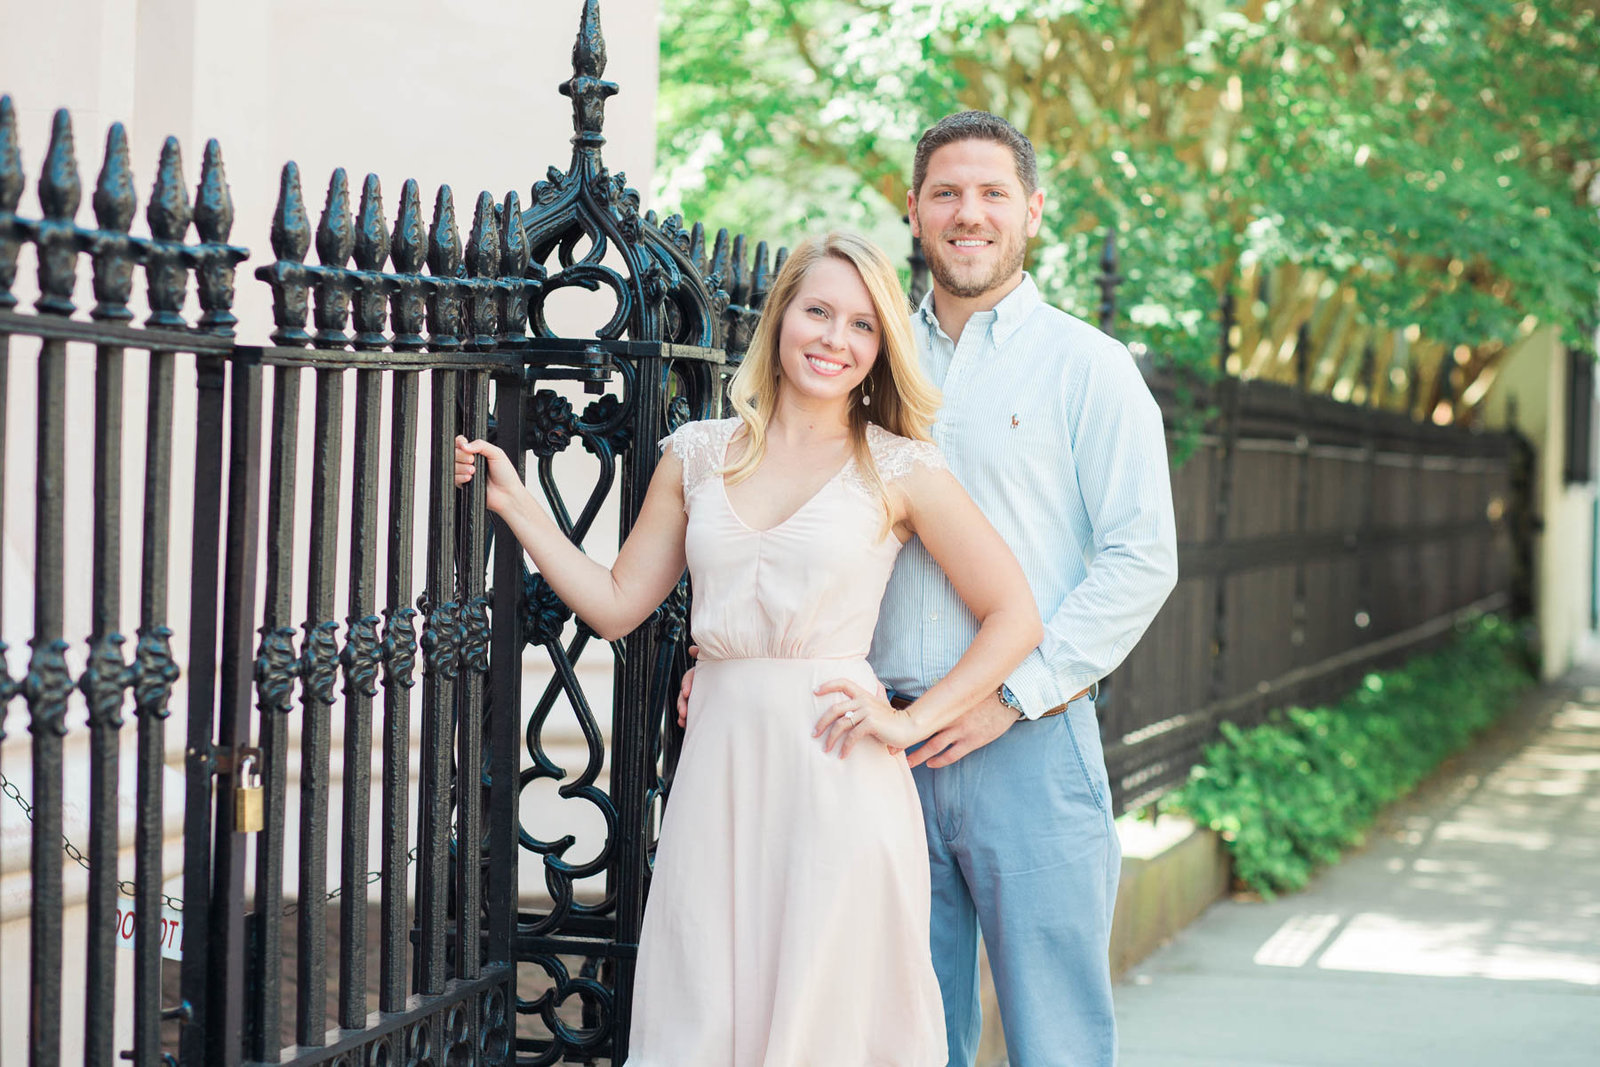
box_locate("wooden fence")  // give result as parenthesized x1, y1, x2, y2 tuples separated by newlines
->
(1100, 373, 1527, 812)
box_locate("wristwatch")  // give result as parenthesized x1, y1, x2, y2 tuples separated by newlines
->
(997, 684, 1026, 719)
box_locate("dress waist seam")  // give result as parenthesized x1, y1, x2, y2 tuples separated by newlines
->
(696, 653, 870, 665)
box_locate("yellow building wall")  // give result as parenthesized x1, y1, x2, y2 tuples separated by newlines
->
(1479, 327, 1596, 679)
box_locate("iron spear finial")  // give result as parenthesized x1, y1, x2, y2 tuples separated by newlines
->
(573, 0, 606, 80)
(561, 0, 619, 153)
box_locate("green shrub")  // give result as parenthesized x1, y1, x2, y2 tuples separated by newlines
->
(1163, 614, 1533, 898)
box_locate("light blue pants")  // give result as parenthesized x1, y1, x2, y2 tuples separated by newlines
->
(910, 696, 1121, 1067)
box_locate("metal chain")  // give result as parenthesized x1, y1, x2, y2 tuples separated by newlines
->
(0, 770, 186, 912)
(1, 769, 419, 916)
(282, 846, 420, 916)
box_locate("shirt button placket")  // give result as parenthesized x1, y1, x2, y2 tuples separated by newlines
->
(943, 333, 970, 396)
(932, 332, 961, 450)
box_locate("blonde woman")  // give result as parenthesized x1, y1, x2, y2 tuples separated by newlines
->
(455, 232, 1040, 1065)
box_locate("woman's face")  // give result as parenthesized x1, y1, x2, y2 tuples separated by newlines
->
(775, 256, 881, 408)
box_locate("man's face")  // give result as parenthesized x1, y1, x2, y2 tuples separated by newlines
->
(909, 138, 1045, 302)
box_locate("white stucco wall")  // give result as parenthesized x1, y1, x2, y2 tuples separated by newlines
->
(0, 0, 660, 1059)
(1479, 327, 1598, 680)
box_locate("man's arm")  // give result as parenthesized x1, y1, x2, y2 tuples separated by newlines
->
(1002, 345, 1177, 719)
(908, 342, 1177, 768)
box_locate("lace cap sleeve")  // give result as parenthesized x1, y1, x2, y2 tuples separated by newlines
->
(866, 424, 948, 483)
(659, 419, 732, 502)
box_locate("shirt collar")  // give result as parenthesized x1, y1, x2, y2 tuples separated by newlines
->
(914, 288, 940, 333)
(915, 272, 1043, 347)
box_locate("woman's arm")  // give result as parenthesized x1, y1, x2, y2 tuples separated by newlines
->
(816, 464, 1042, 755)
(455, 436, 689, 641)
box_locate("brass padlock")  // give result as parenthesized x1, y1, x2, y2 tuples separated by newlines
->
(235, 751, 265, 833)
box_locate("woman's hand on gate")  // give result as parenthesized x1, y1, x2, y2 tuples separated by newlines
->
(450, 439, 688, 642)
(455, 436, 525, 517)
(813, 678, 916, 757)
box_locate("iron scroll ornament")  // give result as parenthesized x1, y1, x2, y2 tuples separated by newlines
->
(518, 4, 781, 356)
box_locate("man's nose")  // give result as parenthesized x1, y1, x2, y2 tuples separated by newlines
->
(953, 191, 984, 224)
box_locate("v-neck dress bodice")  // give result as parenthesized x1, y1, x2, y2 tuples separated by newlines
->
(672, 418, 931, 663)
(623, 417, 949, 1067)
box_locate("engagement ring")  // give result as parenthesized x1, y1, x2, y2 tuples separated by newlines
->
(844, 710, 857, 722)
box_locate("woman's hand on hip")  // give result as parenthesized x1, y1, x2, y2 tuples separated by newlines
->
(813, 678, 915, 757)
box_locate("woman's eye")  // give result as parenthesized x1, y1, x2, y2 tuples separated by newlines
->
(854, 320, 875, 332)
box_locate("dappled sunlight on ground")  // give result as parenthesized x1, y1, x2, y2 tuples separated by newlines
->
(1249, 690, 1600, 986)
(1117, 675, 1600, 1066)
(1315, 913, 1600, 984)
(1251, 912, 1341, 968)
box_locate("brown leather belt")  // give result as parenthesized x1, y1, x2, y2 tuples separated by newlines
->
(889, 694, 1072, 718)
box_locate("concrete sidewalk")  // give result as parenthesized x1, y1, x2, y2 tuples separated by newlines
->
(1113, 669, 1600, 1067)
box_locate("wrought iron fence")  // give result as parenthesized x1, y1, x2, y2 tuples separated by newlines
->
(0, 93, 537, 1065)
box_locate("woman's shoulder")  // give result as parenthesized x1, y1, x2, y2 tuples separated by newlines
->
(666, 415, 741, 441)
(659, 417, 739, 500)
(863, 421, 948, 482)
(660, 416, 739, 454)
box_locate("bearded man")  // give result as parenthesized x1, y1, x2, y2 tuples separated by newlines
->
(871, 110, 1178, 1066)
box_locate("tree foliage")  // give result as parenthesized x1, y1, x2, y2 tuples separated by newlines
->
(657, 0, 1599, 417)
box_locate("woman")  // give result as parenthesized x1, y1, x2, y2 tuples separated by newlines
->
(455, 232, 1041, 1065)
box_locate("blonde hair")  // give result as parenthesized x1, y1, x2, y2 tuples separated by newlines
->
(724, 232, 941, 526)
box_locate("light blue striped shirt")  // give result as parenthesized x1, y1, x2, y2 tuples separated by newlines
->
(870, 274, 1178, 718)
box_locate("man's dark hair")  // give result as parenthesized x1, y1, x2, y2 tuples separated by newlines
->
(911, 110, 1039, 196)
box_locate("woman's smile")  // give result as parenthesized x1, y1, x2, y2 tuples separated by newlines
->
(804, 353, 850, 376)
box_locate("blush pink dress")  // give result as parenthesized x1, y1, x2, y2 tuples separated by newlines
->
(624, 417, 948, 1067)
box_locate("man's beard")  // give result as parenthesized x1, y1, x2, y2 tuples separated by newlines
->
(921, 223, 1028, 300)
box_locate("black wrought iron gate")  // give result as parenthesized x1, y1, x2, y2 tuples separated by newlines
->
(0, 2, 780, 1063)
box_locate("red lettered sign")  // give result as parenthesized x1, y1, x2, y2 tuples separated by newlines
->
(113, 899, 184, 961)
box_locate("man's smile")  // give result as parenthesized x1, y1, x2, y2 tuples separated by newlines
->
(943, 231, 999, 256)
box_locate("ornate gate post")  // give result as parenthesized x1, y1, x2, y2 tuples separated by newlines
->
(503, 2, 784, 1059)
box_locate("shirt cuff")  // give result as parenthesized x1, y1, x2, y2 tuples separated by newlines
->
(1004, 652, 1068, 721)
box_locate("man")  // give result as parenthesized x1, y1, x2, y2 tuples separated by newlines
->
(872, 111, 1177, 1065)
